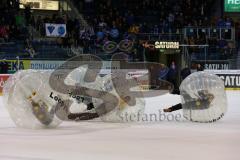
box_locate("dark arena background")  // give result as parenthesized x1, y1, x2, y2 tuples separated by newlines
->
(0, 0, 239, 160)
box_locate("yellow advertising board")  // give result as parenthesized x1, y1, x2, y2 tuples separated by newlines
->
(0, 60, 31, 74)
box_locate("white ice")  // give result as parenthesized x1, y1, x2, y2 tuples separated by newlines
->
(0, 91, 239, 160)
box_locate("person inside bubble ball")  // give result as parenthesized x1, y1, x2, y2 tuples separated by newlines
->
(164, 90, 215, 112)
(163, 67, 214, 112)
(68, 95, 132, 121)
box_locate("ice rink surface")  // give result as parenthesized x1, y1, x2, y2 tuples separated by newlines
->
(0, 91, 239, 160)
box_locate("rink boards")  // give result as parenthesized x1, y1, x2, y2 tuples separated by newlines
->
(1, 69, 240, 96)
(205, 70, 240, 90)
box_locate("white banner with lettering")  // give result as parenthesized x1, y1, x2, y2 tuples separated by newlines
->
(30, 61, 120, 70)
(205, 70, 240, 89)
(45, 23, 66, 37)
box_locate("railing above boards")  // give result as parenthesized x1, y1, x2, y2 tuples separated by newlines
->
(183, 27, 235, 41)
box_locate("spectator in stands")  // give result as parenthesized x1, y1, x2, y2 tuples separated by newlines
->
(181, 66, 191, 80)
(196, 64, 204, 71)
(218, 39, 228, 49)
(153, 25, 159, 35)
(35, 15, 43, 32)
(225, 18, 232, 28)
(168, 13, 175, 29)
(0, 0, 237, 61)
(126, 12, 135, 27)
(0, 24, 9, 42)
(71, 43, 84, 55)
(15, 12, 25, 27)
(96, 28, 105, 41)
(67, 17, 75, 37)
(24, 3, 31, 26)
(128, 24, 139, 34)
(9, 25, 20, 40)
(110, 23, 119, 40)
(25, 38, 36, 58)
(167, 61, 178, 91)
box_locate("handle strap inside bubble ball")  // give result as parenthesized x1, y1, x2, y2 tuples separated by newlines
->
(68, 112, 99, 121)
(54, 98, 100, 121)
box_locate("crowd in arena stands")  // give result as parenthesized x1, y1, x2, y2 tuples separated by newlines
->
(81, 0, 218, 34)
(0, 1, 41, 58)
(184, 26, 237, 60)
(0, 1, 33, 42)
(0, 0, 239, 60)
(70, 0, 239, 58)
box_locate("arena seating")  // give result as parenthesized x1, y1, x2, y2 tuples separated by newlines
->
(0, 0, 239, 62)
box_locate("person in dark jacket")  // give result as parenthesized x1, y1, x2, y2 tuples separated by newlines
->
(163, 67, 190, 112)
(196, 63, 204, 71)
(167, 61, 178, 90)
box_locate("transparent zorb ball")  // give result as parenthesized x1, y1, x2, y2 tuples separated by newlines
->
(64, 67, 146, 122)
(92, 73, 146, 122)
(179, 71, 227, 123)
(3, 70, 62, 129)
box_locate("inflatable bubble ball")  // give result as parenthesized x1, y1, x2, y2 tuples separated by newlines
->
(3, 68, 146, 129)
(3, 70, 63, 129)
(179, 71, 227, 123)
(91, 74, 146, 122)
